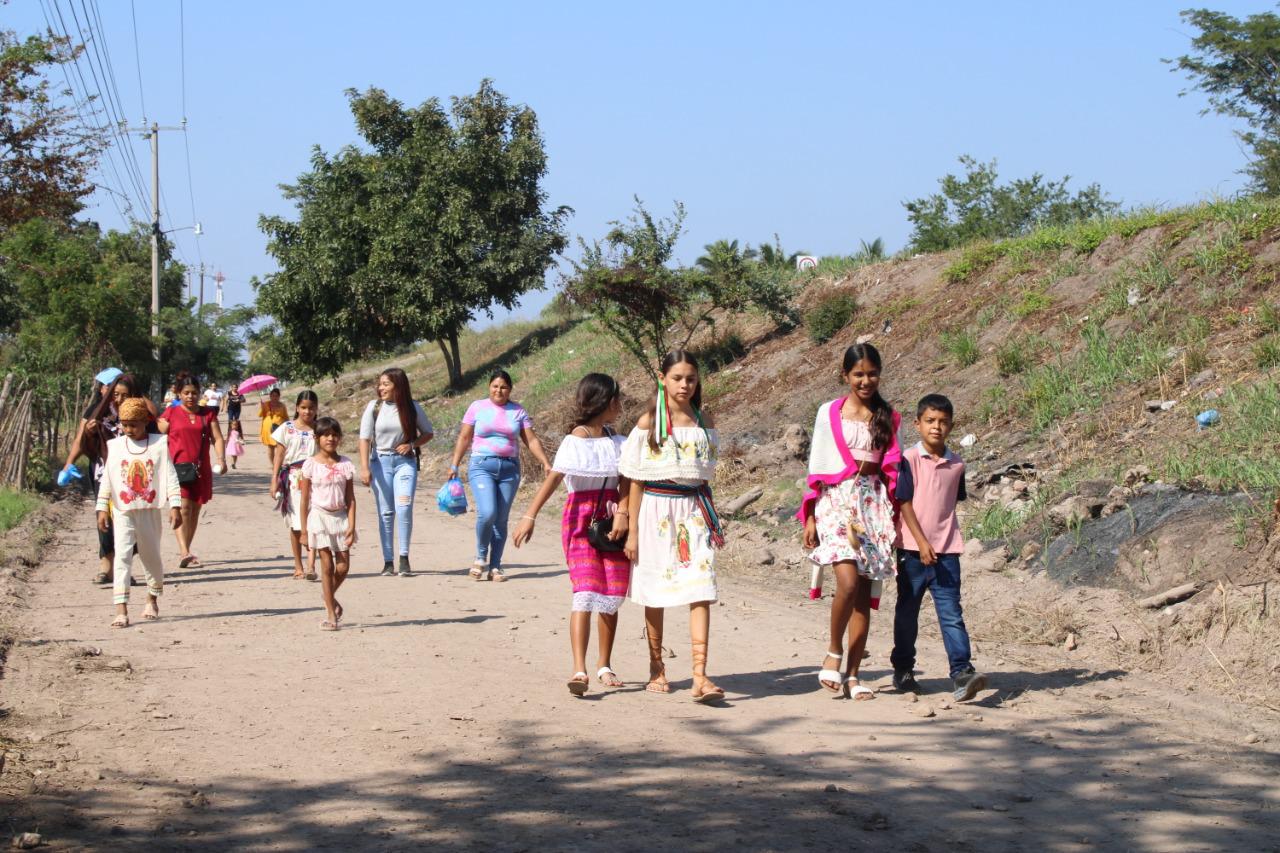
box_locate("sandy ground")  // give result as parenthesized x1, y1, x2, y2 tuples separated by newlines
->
(2, 412, 1279, 852)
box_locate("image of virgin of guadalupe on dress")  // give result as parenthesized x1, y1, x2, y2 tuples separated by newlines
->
(617, 413, 724, 608)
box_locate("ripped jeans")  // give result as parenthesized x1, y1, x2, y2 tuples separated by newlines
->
(371, 451, 418, 562)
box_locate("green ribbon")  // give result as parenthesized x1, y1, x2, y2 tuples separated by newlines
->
(656, 383, 670, 446)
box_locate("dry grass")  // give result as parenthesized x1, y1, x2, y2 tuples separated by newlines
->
(983, 602, 1084, 647)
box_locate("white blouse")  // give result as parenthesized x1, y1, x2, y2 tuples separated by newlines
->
(617, 426, 719, 483)
(552, 433, 626, 493)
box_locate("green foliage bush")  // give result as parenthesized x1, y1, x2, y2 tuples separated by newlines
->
(0, 488, 39, 533)
(1254, 336, 1280, 369)
(940, 329, 979, 367)
(804, 293, 858, 344)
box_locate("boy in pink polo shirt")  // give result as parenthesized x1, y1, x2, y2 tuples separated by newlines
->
(891, 394, 988, 701)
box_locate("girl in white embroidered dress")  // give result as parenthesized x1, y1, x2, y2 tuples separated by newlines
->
(619, 351, 726, 703)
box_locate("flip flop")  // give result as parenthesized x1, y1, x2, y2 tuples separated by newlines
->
(177, 555, 194, 569)
(567, 673, 589, 696)
(142, 608, 159, 621)
(92, 572, 110, 585)
(596, 666, 623, 688)
(110, 615, 129, 629)
(319, 620, 339, 631)
(186, 554, 202, 568)
(304, 572, 318, 582)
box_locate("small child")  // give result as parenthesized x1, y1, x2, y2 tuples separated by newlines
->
(226, 419, 245, 469)
(891, 394, 987, 701)
(96, 398, 182, 628)
(298, 417, 357, 630)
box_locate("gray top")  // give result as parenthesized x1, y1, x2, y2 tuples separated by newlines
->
(359, 400, 434, 452)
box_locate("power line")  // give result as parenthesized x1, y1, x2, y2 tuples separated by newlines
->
(129, 0, 146, 124)
(37, 0, 146, 219)
(178, 0, 203, 266)
(58, 0, 150, 215)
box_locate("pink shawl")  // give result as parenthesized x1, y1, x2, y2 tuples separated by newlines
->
(796, 397, 901, 523)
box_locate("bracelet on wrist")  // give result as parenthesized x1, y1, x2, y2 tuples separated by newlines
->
(521, 515, 536, 521)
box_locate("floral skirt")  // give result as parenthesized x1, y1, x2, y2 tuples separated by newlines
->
(808, 474, 896, 581)
(630, 482, 718, 607)
(562, 489, 630, 613)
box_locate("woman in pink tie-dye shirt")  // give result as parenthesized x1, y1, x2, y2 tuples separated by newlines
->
(449, 370, 551, 581)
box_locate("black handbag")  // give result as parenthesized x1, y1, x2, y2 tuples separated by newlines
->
(174, 461, 200, 484)
(587, 481, 625, 552)
(585, 427, 624, 552)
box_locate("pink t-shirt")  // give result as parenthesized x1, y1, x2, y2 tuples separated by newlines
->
(301, 455, 354, 513)
(463, 399, 532, 458)
(895, 443, 967, 554)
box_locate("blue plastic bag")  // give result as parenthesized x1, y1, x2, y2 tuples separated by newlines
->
(437, 477, 468, 516)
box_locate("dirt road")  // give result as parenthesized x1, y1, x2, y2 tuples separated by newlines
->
(2, 413, 1278, 851)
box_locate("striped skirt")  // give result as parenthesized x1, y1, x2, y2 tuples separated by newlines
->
(562, 488, 631, 613)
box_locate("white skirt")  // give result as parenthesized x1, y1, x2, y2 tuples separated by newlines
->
(308, 507, 351, 553)
(630, 482, 718, 607)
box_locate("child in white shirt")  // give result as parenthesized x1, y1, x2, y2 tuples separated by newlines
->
(96, 398, 182, 628)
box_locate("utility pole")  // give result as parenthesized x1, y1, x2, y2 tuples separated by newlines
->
(130, 121, 184, 398)
(198, 262, 205, 314)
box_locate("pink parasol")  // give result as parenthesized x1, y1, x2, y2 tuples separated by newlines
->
(238, 374, 278, 394)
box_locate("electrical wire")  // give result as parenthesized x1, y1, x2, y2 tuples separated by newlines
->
(128, 0, 146, 124)
(178, 0, 203, 266)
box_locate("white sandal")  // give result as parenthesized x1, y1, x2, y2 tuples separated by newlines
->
(848, 681, 875, 701)
(597, 666, 623, 688)
(567, 672, 589, 696)
(819, 651, 844, 693)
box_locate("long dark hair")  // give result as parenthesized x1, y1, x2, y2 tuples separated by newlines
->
(293, 389, 319, 420)
(489, 369, 514, 389)
(841, 343, 894, 450)
(647, 350, 702, 451)
(569, 373, 620, 432)
(86, 373, 146, 461)
(380, 368, 417, 443)
(172, 369, 197, 395)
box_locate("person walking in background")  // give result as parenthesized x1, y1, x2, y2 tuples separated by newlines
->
(299, 417, 357, 630)
(62, 371, 158, 585)
(891, 394, 987, 702)
(225, 419, 245, 470)
(271, 391, 319, 580)
(158, 371, 227, 568)
(203, 381, 224, 415)
(619, 351, 726, 703)
(799, 343, 901, 701)
(449, 370, 551, 582)
(512, 374, 631, 696)
(258, 388, 288, 467)
(225, 384, 245, 432)
(358, 368, 434, 577)
(97, 398, 182, 628)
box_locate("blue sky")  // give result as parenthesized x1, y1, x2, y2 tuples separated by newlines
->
(11, 1, 1262, 320)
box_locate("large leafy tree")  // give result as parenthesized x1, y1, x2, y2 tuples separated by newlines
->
(0, 27, 104, 231)
(1169, 7, 1280, 195)
(258, 80, 569, 385)
(903, 155, 1118, 253)
(0, 218, 184, 389)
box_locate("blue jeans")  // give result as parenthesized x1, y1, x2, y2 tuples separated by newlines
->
(890, 550, 973, 678)
(371, 451, 418, 562)
(468, 455, 521, 569)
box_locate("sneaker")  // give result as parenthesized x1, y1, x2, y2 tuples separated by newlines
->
(380, 561, 395, 577)
(952, 669, 989, 702)
(397, 556, 413, 577)
(893, 670, 920, 693)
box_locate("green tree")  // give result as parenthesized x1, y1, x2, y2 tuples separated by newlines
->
(160, 304, 252, 383)
(0, 27, 104, 231)
(258, 80, 569, 385)
(566, 199, 796, 378)
(756, 234, 807, 270)
(855, 237, 886, 262)
(903, 155, 1118, 253)
(0, 218, 181, 379)
(1169, 7, 1280, 195)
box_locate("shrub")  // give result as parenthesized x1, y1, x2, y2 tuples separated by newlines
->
(0, 489, 39, 533)
(1011, 285, 1053, 318)
(1257, 301, 1280, 333)
(996, 340, 1032, 375)
(1255, 336, 1280, 369)
(805, 292, 858, 344)
(940, 328, 979, 367)
(694, 331, 747, 371)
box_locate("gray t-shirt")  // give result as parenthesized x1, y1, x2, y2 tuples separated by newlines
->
(359, 400, 434, 452)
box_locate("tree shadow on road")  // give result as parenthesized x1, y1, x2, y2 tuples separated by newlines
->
(19, 705, 1280, 852)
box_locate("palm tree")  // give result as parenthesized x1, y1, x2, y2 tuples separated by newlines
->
(856, 237, 886, 262)
(756, 234, 807, 269)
